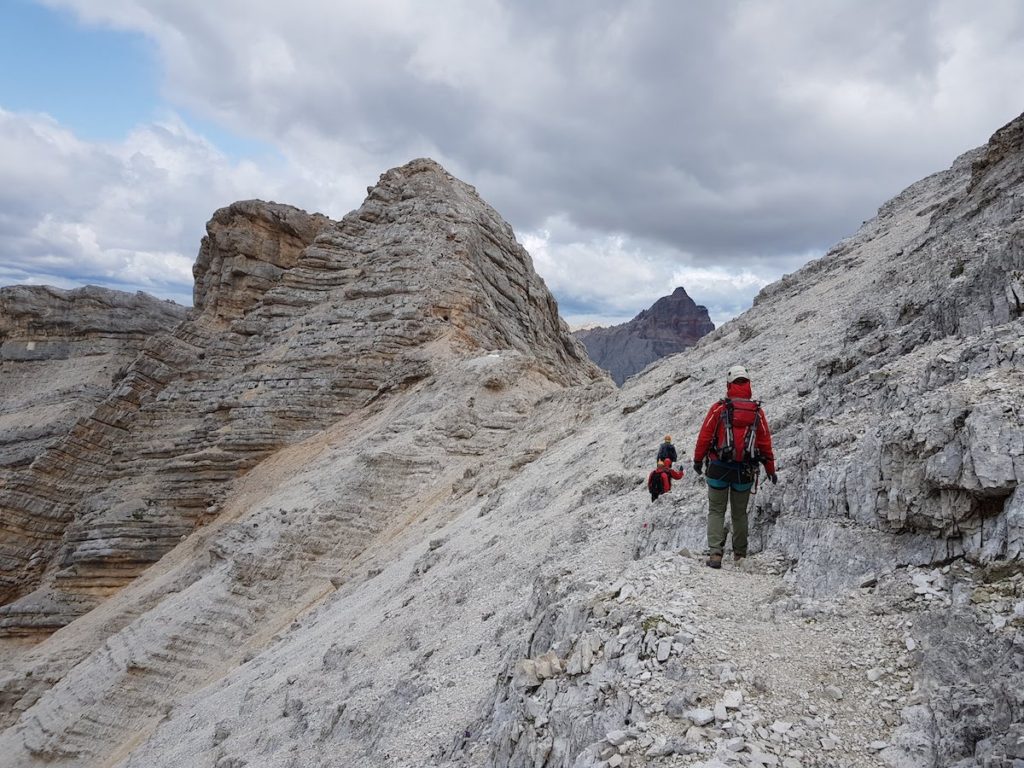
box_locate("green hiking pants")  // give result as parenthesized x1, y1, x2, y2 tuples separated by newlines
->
(707, 485, 750, 556)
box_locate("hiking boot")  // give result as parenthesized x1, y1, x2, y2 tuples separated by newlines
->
(734, 553, 746, 561)
(706, 553, 722, 569)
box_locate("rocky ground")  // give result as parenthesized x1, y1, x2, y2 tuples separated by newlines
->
(486, 519, 1024, 768)
(622, 550, 911, 768)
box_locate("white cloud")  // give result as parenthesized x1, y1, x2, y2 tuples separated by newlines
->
(0, 108, 345, 304)
(9, 0, 1024, 324)
(522, 216, 799, 327)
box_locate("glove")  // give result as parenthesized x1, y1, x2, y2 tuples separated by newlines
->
(693, 461, 703, 476)
(768, 473, 778, 485)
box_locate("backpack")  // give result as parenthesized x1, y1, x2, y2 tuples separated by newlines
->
(647, 470, 664, 499)
(656, 443, 677, 462)
(714, 398, 762, 464)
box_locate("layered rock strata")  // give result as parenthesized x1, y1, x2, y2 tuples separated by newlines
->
(0, 285, 185, 470)
(574, 287, 714, 385)
(0, 163, 600, 639)
(0, 286, 187, 626)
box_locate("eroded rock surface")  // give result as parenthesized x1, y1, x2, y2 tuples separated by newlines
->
(575, 287, 714, 385)
(628, 112, 1024, 589)
(0, 112, 1022, 768)
(0, 285, 185, 470)
(0, 159, 601, 639)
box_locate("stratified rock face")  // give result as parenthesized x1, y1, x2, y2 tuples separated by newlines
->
(0, 284, 186, 478)
(574, 287, 714, 384)
(0, 158, 605, 768)
(192, 200, 333, 325)
(0, 159, 601, 637)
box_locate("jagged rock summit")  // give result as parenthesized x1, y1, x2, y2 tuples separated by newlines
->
(575, 287, 714, 384)
(0, 157, 608, 766)
(0, 110, 1022, 768)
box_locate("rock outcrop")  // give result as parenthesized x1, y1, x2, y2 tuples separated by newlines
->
(0, 285, 185, 470)
(0, 161, 602, 639)
(0, 286, 187, 623)
(615, 112, 1024, 766)
(0, 112, 1023, 768)
(575, 287, 714, 384)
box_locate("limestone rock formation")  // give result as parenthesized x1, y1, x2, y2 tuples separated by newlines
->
(0, 111, 1023, 768)
(575, 287, 714, 384)
(630, 112, 1024, 586)
(618, 111, 1024, 766)
(0, 161, 601, 639)
(0, 285, 185, 470)
(192, 200, 334, 326)
(0, 286, 187, 617)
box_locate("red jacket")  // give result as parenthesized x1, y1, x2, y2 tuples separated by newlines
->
(648, 466, 684, 493)
(693, 380, 776, 474)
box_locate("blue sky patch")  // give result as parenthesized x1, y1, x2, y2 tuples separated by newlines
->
(0, 1, 158, 140)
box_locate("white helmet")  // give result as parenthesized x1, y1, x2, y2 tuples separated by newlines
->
(727, 365, 749, 383)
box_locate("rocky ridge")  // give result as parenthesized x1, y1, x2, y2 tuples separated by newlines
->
(0, 285, 186, 471)
(0, 115, 1022, 767)
(575, 288, 715, 385)
(629, 114, 1024, 585)
(0, 162, 599, 638)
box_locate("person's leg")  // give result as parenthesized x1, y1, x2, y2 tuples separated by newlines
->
(729, 486, 751, 557)
(707, 485, 729, 555)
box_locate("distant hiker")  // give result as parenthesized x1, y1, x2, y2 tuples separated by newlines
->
(657, 434, 678, 464)
(648, 458, 684, 502)
(692, 365, 777, 568)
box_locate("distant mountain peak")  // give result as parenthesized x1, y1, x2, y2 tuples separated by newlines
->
(574, 287, 714, 384)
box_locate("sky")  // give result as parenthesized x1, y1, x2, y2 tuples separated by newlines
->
(1, 1, 1023, 327)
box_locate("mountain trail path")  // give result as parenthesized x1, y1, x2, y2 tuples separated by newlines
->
(612, 550, 918, 767)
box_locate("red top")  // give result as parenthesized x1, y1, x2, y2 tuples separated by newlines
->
(648, 466, 684, 492)
(693, 380, 776, 474)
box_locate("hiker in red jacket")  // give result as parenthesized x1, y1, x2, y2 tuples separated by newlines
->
(692, 365, 776, 568)
(647, 458, 684, 502)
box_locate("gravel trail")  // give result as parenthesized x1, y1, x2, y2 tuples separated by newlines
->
(619, 551, 914, 767)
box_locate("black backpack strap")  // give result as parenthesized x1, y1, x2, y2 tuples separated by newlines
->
(741, 403, 765, 462)
(714, 398, 735, 458)
(743, 400, 762, 463)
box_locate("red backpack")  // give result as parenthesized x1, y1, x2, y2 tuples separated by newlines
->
(714, 398, 762, 464)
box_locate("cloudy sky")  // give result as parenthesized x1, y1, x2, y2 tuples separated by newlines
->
(2, 1, 1022, 327)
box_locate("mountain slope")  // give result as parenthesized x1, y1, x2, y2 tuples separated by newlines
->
(627, 114, 1024, 587)
(0, 114, 1022, 767)
(0, 285, 185, 472)
(0, 158, 608, 767)
(0, 163, 599, 639)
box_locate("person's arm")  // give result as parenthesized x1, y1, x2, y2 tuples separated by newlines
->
(693, 402, 722, 464)
(755, 408, 776, 477)
(669, 468, 684, 480)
